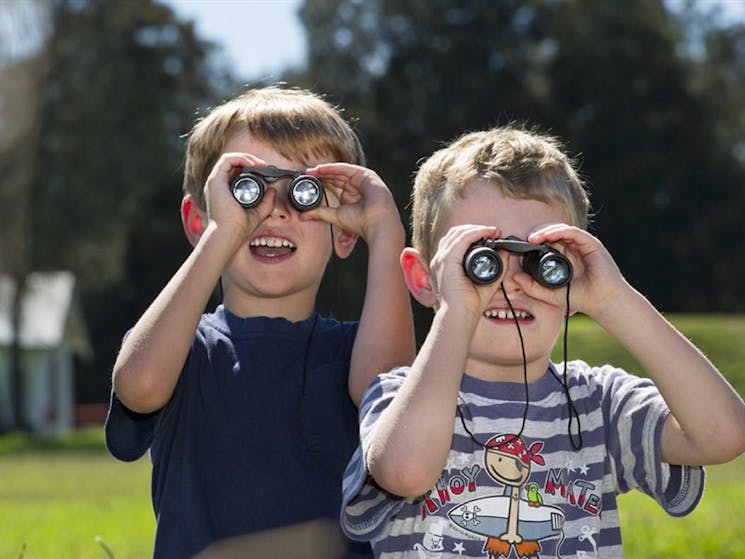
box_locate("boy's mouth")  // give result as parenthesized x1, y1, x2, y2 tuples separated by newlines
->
(249, 236, 297, 258)
(483, 308, 534, 321)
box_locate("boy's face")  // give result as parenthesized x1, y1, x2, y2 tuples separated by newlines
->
(439, 180, 569, 380)
(219, 131, 337, 316)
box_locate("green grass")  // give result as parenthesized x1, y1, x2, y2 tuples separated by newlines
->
(1, 431, 743, 558)
(553, 313, 745, 397)
(0, 429, 153, 559)
(1, 315, 743, 558)
(553, 314, 745, 555)
(619, 455, 745, 557)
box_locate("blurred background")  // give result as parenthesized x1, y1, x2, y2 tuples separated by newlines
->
(1, 0, 744, 435)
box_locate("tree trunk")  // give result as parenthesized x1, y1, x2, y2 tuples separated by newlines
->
(9, 273, 29, 432)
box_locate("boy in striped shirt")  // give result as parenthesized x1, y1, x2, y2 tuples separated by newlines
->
(341, 126, 745, 558)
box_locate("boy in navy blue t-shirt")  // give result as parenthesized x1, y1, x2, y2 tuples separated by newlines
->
(105, 86, 414, 558)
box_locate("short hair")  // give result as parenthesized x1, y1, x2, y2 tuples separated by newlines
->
(410, 126, 591, 262)
(183, 86, 365, 210)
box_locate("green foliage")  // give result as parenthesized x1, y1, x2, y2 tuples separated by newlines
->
(22, 0, 231, 403)
(4, 0, 745, 405)
(291, 0, 745, 326)
(551, 313, 745, 397)
(543, 1, 745, 312)
(0, 426, 105, 456)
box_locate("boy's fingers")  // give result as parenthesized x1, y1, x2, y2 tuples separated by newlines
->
(321, 177, 364, 199)
(214, 153, 267, 174)
(301, 206, 339, 226)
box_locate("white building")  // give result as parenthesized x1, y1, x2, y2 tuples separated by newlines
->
(0, 271, 92, 435)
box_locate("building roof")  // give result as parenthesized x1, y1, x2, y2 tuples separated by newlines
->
(0, 271, 92, 359)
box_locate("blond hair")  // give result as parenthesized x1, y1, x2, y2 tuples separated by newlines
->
(183, 86, 365, 210)
(410, 126, 590, 262)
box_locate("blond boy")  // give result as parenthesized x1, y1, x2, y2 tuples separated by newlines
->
(341, 126, 745, 558)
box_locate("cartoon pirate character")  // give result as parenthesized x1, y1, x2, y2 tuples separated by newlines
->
(483, 433, 545, 559)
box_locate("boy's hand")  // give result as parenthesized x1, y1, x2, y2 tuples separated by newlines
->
(429, 224, 502, 316)
(523, 224, 627, 318)
(203, 152, 275, 238)
(302, 163, 402, 244)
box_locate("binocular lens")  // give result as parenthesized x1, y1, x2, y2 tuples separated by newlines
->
(539, 257, 571, 287)
(522, 251, 572, 288)
(464, 247, 503, 284)
(231, 176, 263, 208)
(290, 178, 323, 210)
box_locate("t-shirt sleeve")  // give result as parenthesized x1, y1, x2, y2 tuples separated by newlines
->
(341, 368, 409, 541)
(598, 363, 705, 517)
(104, 328, 160, 462)
(104, 390, 158, 462)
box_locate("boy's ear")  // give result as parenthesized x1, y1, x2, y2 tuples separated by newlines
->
(400, 247, 438, 308)
(332, 227, 359, 260)
(181, 196, 205, 247)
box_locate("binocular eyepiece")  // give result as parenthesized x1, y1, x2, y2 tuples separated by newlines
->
(463, 236, 572, 288)
(230, 165, 324, 211)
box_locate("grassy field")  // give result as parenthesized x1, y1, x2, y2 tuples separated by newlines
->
(619, 456, 745, 557)
(1, 314, 743, 558)
(2, 432, 743, 558)
(551, 313, 745, 395)
(0, 430, 153, 559)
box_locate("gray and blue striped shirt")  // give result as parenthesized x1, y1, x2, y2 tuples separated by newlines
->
(341, 361, 704, 558)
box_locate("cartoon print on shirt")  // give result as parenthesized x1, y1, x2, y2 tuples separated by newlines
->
(448, 433, 565, 559)
(413, 518, 447, 558)
(525, 483, 543, 507)
(576, 525, 599, 559)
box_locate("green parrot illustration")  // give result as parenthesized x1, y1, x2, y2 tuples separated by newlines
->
(525, 482, 543, 508)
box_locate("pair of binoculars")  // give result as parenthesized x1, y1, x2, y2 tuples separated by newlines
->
(463, 236, 572, 288)
(230, 166, 324, 211)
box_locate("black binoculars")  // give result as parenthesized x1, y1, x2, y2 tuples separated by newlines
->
(463, 236, 572, 288)
(230, 166, 324, 211)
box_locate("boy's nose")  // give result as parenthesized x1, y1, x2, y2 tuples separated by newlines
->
(499, 252, 523, 290)
(268, 185, 291, 218)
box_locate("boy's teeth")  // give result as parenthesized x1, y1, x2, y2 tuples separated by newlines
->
(484, 309, 531, 320)
(249, 237, 296, 249)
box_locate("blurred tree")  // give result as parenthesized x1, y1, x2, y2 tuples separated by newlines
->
(5, 0, 743, 406)
(24, 0, 225, 403)
(687, 14, 745, 310)
(0, 0, 51, 430)
(295, 0, 553, 193)
(291, 0, 557, 326)
(290, 0, 745, 342)
(543, 0, 745, 311)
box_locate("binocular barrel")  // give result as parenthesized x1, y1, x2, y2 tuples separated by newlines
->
(230, 166, 324, 211)
(462, 238, 572, 288)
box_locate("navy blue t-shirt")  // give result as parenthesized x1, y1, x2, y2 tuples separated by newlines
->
(105, 306, 371, 558)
